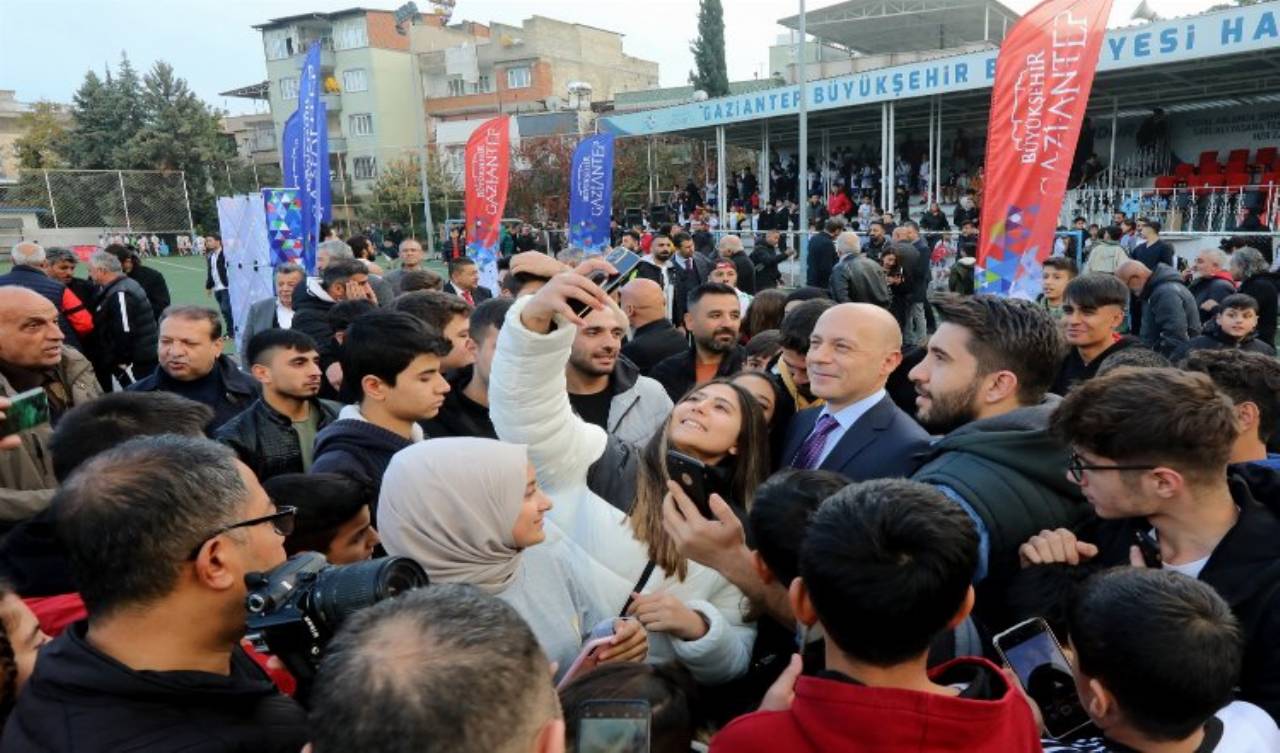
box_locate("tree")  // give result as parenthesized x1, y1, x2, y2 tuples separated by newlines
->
(12, 101, 68, 169)
(63, 70, 116, 169)
(365, 152, 460, 236)
(689, 0, 729, 97)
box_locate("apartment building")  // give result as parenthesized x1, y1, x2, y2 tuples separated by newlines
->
(221, 111, 280, 165)
(412, 15, 659, 182)
(253, 8, 438, 195)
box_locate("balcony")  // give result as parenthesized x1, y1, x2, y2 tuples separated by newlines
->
(322, 94, 342, 112)
(327, 136, 347, 153)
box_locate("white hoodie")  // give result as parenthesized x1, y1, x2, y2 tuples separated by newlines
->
(488, 296, 755, 684)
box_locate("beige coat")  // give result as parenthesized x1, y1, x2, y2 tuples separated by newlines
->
(0, 347, 101, 522)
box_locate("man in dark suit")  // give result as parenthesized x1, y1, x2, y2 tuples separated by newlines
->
(805, 218, 841, 289)
(619, 278, 687, 375)
(442, 257, 493, 306)
(782, 302, 931, 481)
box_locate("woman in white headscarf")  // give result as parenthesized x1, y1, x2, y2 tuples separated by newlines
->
(378, 437, 647, 680)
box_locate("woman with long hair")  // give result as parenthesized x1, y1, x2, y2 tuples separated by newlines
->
(490, 265, 769, 684)
(741, 289, 787, 343)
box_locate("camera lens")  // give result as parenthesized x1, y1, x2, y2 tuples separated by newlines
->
(309, 557, 429, 628)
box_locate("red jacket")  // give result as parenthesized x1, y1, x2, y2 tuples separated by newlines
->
(710, 658, 1042, 753)
(828, 192, 854, 218)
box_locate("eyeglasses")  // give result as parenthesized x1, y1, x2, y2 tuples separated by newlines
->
(187, 506, 297, 560)
(1067, 451, 1157, 484)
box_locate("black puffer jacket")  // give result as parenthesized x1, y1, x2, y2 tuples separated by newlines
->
(91, 274, 158, 378)
(0, 623, 308, 753)
(215, 398, 341, 481)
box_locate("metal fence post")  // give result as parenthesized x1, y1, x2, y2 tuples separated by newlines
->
(118, 170, 132, 232)
(180, 171, 196, 237)
(43, 169, 59, 228)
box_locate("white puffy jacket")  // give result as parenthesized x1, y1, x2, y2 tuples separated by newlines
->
(490, 297, 755, 684)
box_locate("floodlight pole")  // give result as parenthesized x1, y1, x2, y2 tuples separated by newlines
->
(797, 0, 809, 279)
(410, 45, 436, 253)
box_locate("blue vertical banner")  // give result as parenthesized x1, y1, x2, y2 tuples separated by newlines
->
(568, 134, 615, 253)
(281, 111, 302, 190)
(296, 41, 330, 274)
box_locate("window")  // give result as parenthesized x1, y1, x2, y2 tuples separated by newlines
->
(342, 69, 368, 92)
(353, 156, 377, 180)
(447, 77, 466, 97)
(279, 77, 299, 100)
(476, 75, 491, 93)
(506, 66, 532, 89)
(332, 18, 368, 50)
(264, 30, 292, 61)
(349, 113, 374, 137)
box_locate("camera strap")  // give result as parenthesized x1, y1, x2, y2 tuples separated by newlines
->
(618, 560, 657, 618)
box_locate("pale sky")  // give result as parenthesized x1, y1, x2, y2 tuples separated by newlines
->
(0, 0, 1228, 116)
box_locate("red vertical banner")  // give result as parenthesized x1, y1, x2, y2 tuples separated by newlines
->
(978, 0, 1113, 298)
(465, 116, 511, 290)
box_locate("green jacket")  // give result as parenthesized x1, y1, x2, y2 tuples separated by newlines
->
(913, 397, 1088, 627)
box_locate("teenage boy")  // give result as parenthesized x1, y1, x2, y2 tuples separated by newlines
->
(1173, 293, 1277, 360)
(311, 311, 450, 499)
(216, 329, 340, 481)
(1038, 257, 1078, 323)
(392, 291, 476, 374)
(1182, 350, 1280, 470)
(1023, 367, 1280, 720)
(1051, 274, 1145, 395)
(420, 298, 513, 440)
(710, 478, 1041, 753)
(1043, 568, 1280, 752)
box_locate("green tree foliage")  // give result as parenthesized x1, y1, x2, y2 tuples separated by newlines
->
(364, 152, 459, 233)
(689, 0, 730, 97)
(12, 101, 69, 169)
(62, 55, 234, 228)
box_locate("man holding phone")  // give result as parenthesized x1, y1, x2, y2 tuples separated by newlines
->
(0, 287, 102, 523)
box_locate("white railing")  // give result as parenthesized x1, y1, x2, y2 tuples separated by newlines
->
(1061, 183, 1280, 233)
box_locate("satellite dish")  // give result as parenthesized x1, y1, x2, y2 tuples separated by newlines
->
(567, 81, 593, 96)
(692, 90, 709, 102)
(1131, 1, 1161, 22)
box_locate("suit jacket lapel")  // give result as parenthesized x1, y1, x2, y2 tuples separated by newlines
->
(783, 409, 819, 465)
(821, 396, 893, 472)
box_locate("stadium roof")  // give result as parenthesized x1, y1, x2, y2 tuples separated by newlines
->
(777, 0, 1021, 55)
(219, 82, 270, 100)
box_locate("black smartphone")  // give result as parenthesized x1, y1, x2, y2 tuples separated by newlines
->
(571, 247, 644, 318)
(0, 388, 49, 438)
(994, 617, 1093, 739)
(666, 450, 714, 520)
(1133, 529, 1162, 568)
(575, 700, 650, 753)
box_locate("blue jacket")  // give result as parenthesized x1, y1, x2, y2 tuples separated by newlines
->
(781, 395, 931, 481)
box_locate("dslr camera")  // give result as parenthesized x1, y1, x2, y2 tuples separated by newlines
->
(245, 552, 428, 697)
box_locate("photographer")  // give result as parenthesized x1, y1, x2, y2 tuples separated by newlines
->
(1, 436, 306, 752)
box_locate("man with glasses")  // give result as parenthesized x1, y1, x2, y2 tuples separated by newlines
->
(1020, 367, 1280, 722)
(2, 435, 309, 752)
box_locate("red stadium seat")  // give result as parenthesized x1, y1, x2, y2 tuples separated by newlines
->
(1255, 147, 1277, 170)
(1199, 160, 1222, 175)
(1227, 148, 1250, 165)
(1192, 174, 1226, 189)
(1198, 150, 1219, 167)
(1225, 172, 1252, 188)
(1263, 171, 1280, 186)
(1153, 175, 1179, 194)
(1173, 163, 1195, 178)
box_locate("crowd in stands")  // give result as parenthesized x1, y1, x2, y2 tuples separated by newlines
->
(0, 199, 1278, 753)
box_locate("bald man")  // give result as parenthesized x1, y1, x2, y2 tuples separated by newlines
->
(781, 303, 931, 480)
(0, 287, 103, 521)
(1116, 258, 1199, 356)
(620, 278, 688, 376)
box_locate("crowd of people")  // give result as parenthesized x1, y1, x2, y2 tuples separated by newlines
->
(0, 196, 1278, 753)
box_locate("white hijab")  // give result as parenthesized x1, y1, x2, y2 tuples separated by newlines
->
(378, 437, 530, 594)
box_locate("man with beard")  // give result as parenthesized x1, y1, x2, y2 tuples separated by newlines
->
(908, 294, 1086, 630)
(634, 234, 683, 322)
(864, 220, 890, 261)
(216, 329, 340, 481)
(650, 283, 746, 402)
(567, 301, 672, 448)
